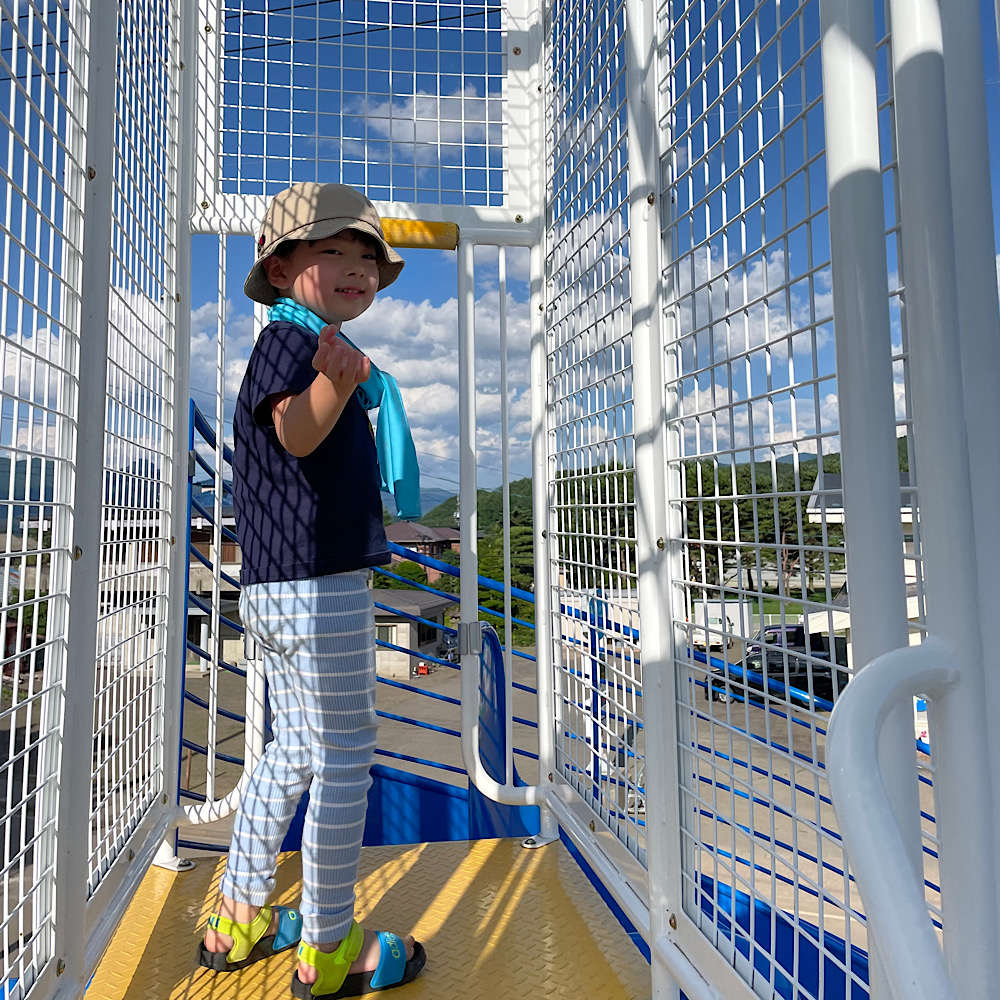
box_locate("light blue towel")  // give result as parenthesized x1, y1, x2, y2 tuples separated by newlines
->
(268, 298, 421, 520)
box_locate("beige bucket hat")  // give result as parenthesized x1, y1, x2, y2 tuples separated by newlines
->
(244, 182, 404, 305)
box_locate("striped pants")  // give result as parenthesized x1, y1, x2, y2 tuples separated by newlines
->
(221, 570, 377, 943)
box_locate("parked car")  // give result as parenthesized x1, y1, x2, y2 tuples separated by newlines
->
(706, 645, 850, 707)
(436, 632, 459, 662)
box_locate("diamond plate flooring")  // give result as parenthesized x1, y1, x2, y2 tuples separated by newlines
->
(86, 839, 651, 999)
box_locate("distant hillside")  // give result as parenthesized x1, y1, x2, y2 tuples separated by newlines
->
(381, 487, 458, 521)
(422, 477, 533, 530)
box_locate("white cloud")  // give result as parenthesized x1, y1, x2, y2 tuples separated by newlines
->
(195, 281, 534, 491)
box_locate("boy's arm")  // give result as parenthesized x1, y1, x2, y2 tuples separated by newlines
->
(271, 331, 371, 457)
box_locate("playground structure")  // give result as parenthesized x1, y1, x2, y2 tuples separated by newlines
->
(0, 1, 997, 998)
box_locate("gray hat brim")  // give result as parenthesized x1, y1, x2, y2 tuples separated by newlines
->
(244, 217, 405, 306)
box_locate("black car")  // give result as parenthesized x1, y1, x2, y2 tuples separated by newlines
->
(706, 645, 850, 707)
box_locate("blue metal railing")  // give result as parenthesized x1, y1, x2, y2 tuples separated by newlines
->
(178, 400, 936, 964)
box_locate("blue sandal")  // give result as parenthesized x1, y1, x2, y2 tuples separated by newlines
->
(197, 903, 302, 972)
(291, 921, 426, 998)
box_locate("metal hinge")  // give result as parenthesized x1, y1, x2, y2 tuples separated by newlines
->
(458, 622, 483, 657)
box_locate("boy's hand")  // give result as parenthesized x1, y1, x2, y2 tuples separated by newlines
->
(312, 326, 370, 386)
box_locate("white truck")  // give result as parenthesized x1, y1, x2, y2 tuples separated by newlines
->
(692, 601, 736, 654)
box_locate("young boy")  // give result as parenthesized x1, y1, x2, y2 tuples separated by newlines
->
(197, 182, 426, 999)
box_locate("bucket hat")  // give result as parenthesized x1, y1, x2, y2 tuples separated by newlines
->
(244, 182, 404, 305)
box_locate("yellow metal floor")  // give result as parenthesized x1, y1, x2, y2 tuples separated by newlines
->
(87, 839, 651, 1000)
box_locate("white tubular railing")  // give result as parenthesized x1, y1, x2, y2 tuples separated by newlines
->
(456, 232, 541, 810)
(888, 2, 1000, 994)
(826, 637, 959, 1000)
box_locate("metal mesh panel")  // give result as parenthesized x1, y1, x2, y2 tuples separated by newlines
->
(90, 0, 180, 892)
(543, 0, 646, 859)
(660, 1, 929, 993)
(217, 0, 507, 205)
(0, 0, 85, 989)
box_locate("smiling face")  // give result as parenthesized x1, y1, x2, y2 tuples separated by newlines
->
(263, 230, 381, 328)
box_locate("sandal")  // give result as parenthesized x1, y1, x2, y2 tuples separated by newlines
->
(197, 903, 302, 972)
(291, 920, 427, 999)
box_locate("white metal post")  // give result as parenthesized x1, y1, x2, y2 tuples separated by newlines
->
(887, 1, 999, 994)
(156, 0, 199, 866)
(818, 5, 923, 998)
(53, 1, 119, 992)
(457, 238, 486, 785)
(622, 1, 685, 998)
(940, 0, 1000, 906)
(528, 239, 559, 843)
(205, 236, 228, 804)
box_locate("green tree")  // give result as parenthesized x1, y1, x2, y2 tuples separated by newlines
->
(374, 559, 427, 590)
(433, 549, 461, 595)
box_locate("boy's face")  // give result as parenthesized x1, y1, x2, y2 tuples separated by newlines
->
(266, 232, 379, 326)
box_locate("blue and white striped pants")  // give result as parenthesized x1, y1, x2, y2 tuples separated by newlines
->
(221, 570, 377, 943)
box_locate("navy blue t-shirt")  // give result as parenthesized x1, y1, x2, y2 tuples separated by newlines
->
(233, 320, 390, 585)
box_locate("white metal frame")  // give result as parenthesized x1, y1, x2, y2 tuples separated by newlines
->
(16, 4, 999, 1000)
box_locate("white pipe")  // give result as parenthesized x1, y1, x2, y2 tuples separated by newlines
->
(819, 9, 923, 998)
(157, 0, 199, 860)
(205, 235, 227, 803)
(826, 638, 960, 1000)
(498, 247, 515, 780)
(622, 1, 685, 998)
(55, 3, 120, 991)
(940, 0, 1000, 909)
(529, 237, 558, 838)
(887, 2, 1000, 994)
(457, 239, 541, 807)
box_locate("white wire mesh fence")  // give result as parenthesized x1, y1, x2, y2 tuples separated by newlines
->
(542, 0, 649, 861)
(540, 0, 943, 997)
(89, 0, 180, 896)
(0, 0, 182, 995)
(0, 1, 85, 992)
(0, 0, 971, 996)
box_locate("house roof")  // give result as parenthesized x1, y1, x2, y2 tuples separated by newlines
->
(372, 588, 457, 618)
(385, 521, 460, 544)
(807, 469, 914, 516)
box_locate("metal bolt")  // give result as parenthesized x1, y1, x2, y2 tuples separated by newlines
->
(669, 913, 677, 930)
(515, 213, 523, 223)
(200, 200, 210, 210)
(179, 61, 185, 70)
(204, 24, 213, 32)
(175, 293, 181, 303)
(524, 837, 535, 846)
(162, 793, 168, 804)
(647, 191, 655, 205)
(547, 772, 553, 782)
(656, 537, 665, 550)
(170, 535, 176, 545)
(73, 545, 83, 561)
(589, 820, 596, 832)
(537, 302, 543, 312)
(512, 46, 521, 55)
(541, 529, 547, 538)
(537, 84, 542, 92)
(87, 166, 96, 181)
(128, 849, 135, 862)
(57, 959, 66, 976)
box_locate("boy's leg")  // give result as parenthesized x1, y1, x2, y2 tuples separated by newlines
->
(215, 585, 312, 925)
(287, 570, 378, 945)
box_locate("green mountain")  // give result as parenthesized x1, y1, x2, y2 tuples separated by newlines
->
(422, 477, 533, 530)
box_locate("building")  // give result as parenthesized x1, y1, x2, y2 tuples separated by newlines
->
(371, 588, 457, 680)
(384, 521, 462, 582)
(806, 469, 922, 664)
